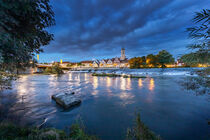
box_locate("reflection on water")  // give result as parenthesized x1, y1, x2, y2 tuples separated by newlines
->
(138, 79, 143, 88)
(148, 78, 155, 91)
(68, 73, 73, 81)
(93, 76, 98, 89)
(106, 77, 112, 87)
(2, 72, 210, 140)
(84, 73, 88, 81)
(16, 76, 35, 102)
(120, 77, 131, 90)
(120, 77, 126, 90)
(126, 78, 131, 90)
(17, 76, 28, 96)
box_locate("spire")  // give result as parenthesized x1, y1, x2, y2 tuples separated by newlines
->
(120, 48, 126, 60)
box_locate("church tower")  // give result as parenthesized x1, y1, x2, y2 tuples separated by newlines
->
(120, 48, 126, 60)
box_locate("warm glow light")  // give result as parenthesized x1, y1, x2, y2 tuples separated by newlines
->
(106, 77, 112, 87)
(148, 78, 155, 91)
(198, 64, 208, 67)
(120, 77, 126, 90)
(126, 77, 131, 90)
(17, 76, 28, 96)
(37, 54, 39, 61)
(84, 73, 88, 81)
(93, 76, 98, 89)
(68, 73, 72, 81)
(138, 79, 143, 88)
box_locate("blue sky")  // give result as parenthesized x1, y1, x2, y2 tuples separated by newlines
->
(39, 0, 209, 62)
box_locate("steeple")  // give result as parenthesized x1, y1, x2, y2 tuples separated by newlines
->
(120, 48, 126, 60)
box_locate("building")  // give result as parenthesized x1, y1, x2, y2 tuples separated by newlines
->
(96, 48, 129, 68)
(120, 48, 126, 60)
(81, 61, 93, 67)
(93, 59, 100, 67)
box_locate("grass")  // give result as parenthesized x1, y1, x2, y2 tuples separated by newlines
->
(126, 113, 161, 140)
(0, 113, 161, 140)
(0, 122, 98, 140)
(123, 75, 147, 78)
(92, 73, 121, 77)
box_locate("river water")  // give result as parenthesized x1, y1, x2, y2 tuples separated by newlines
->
(0, 68, 210, 140)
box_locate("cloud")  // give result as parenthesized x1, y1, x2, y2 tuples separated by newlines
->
(41, 0, 209, 62)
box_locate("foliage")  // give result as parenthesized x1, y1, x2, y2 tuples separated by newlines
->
(126, 113, 161, 140)
(129, 50, 175, 68)
(0, 122, 98, 140)
(183, 9, 210, 65)
(141, 56, 147, 67)
(0, 0, 55, 72)
(146, 54, 158, 67)
(69, 123, 99, 140)
(92, 73, 121, 77)
(0, 72, 16, 91)
(180, 52, 210, 66)
(156, 50, 175, 68)
(123, 75, 146, 78)
(128, 57, 143, 69)
(77, 63, 82, 66)
(44, 64, 63, 74)
(66, 63, 75, 67)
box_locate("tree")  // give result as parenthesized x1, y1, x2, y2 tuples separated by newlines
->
(146, 54, 158, 67)
(44, 64, 63, 74)
(0, 0, 55, 72)
(185, 9, 210, 65)
(156, 50, 175, 68)
(128, 57, 142, 69)
(141, 56, 147, 67)
(180, 52, 210, 66)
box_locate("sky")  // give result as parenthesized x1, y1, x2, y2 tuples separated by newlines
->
(39, 0, 209, 62)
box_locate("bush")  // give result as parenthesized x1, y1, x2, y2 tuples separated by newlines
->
(44, 64, 63, 74)
(0, 72, 17, 91)
(126, 113, 161, 140)
(0, 122, 98, 140)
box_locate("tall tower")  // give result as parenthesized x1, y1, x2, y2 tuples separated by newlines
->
(120, 48, 126, 60)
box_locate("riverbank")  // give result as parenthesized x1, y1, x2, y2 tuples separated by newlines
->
(0, 122, 98, 140)
(0, 113, 160, 140)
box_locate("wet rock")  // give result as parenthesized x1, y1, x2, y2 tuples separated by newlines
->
(52, 92, 81, 109)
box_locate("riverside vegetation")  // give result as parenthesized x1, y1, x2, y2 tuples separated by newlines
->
(0, 113, 160, 140)
(44, 64, 64, 75)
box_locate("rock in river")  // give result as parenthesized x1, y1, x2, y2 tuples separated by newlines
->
(52, 92, 81, 109)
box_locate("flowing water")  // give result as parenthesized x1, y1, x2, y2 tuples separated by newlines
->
(0, 69, 210, 140)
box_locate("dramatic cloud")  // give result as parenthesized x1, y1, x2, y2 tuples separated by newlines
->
(40, 0, 209, 62)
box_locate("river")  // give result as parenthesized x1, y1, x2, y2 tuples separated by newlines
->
(0, 68, 209, 140)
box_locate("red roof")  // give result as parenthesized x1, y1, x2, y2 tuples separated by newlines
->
(81, 61, 93, 63)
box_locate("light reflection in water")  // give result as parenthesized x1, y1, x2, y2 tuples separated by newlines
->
(126, 78, 131, 90)
(49, 75, 58, 87)
(120, 77, 126, 90)
(148, 78, 155, 91)
(106, 77, 112, 87)
(120, 77, 132, 90)
(16, 75, 35, 103)
(138, 79, 143, 88)
(93, 76, 98, 89)
(17, 76, 28, 96)
(68, 73, 72, 81)
(84, 73, 88, 81)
